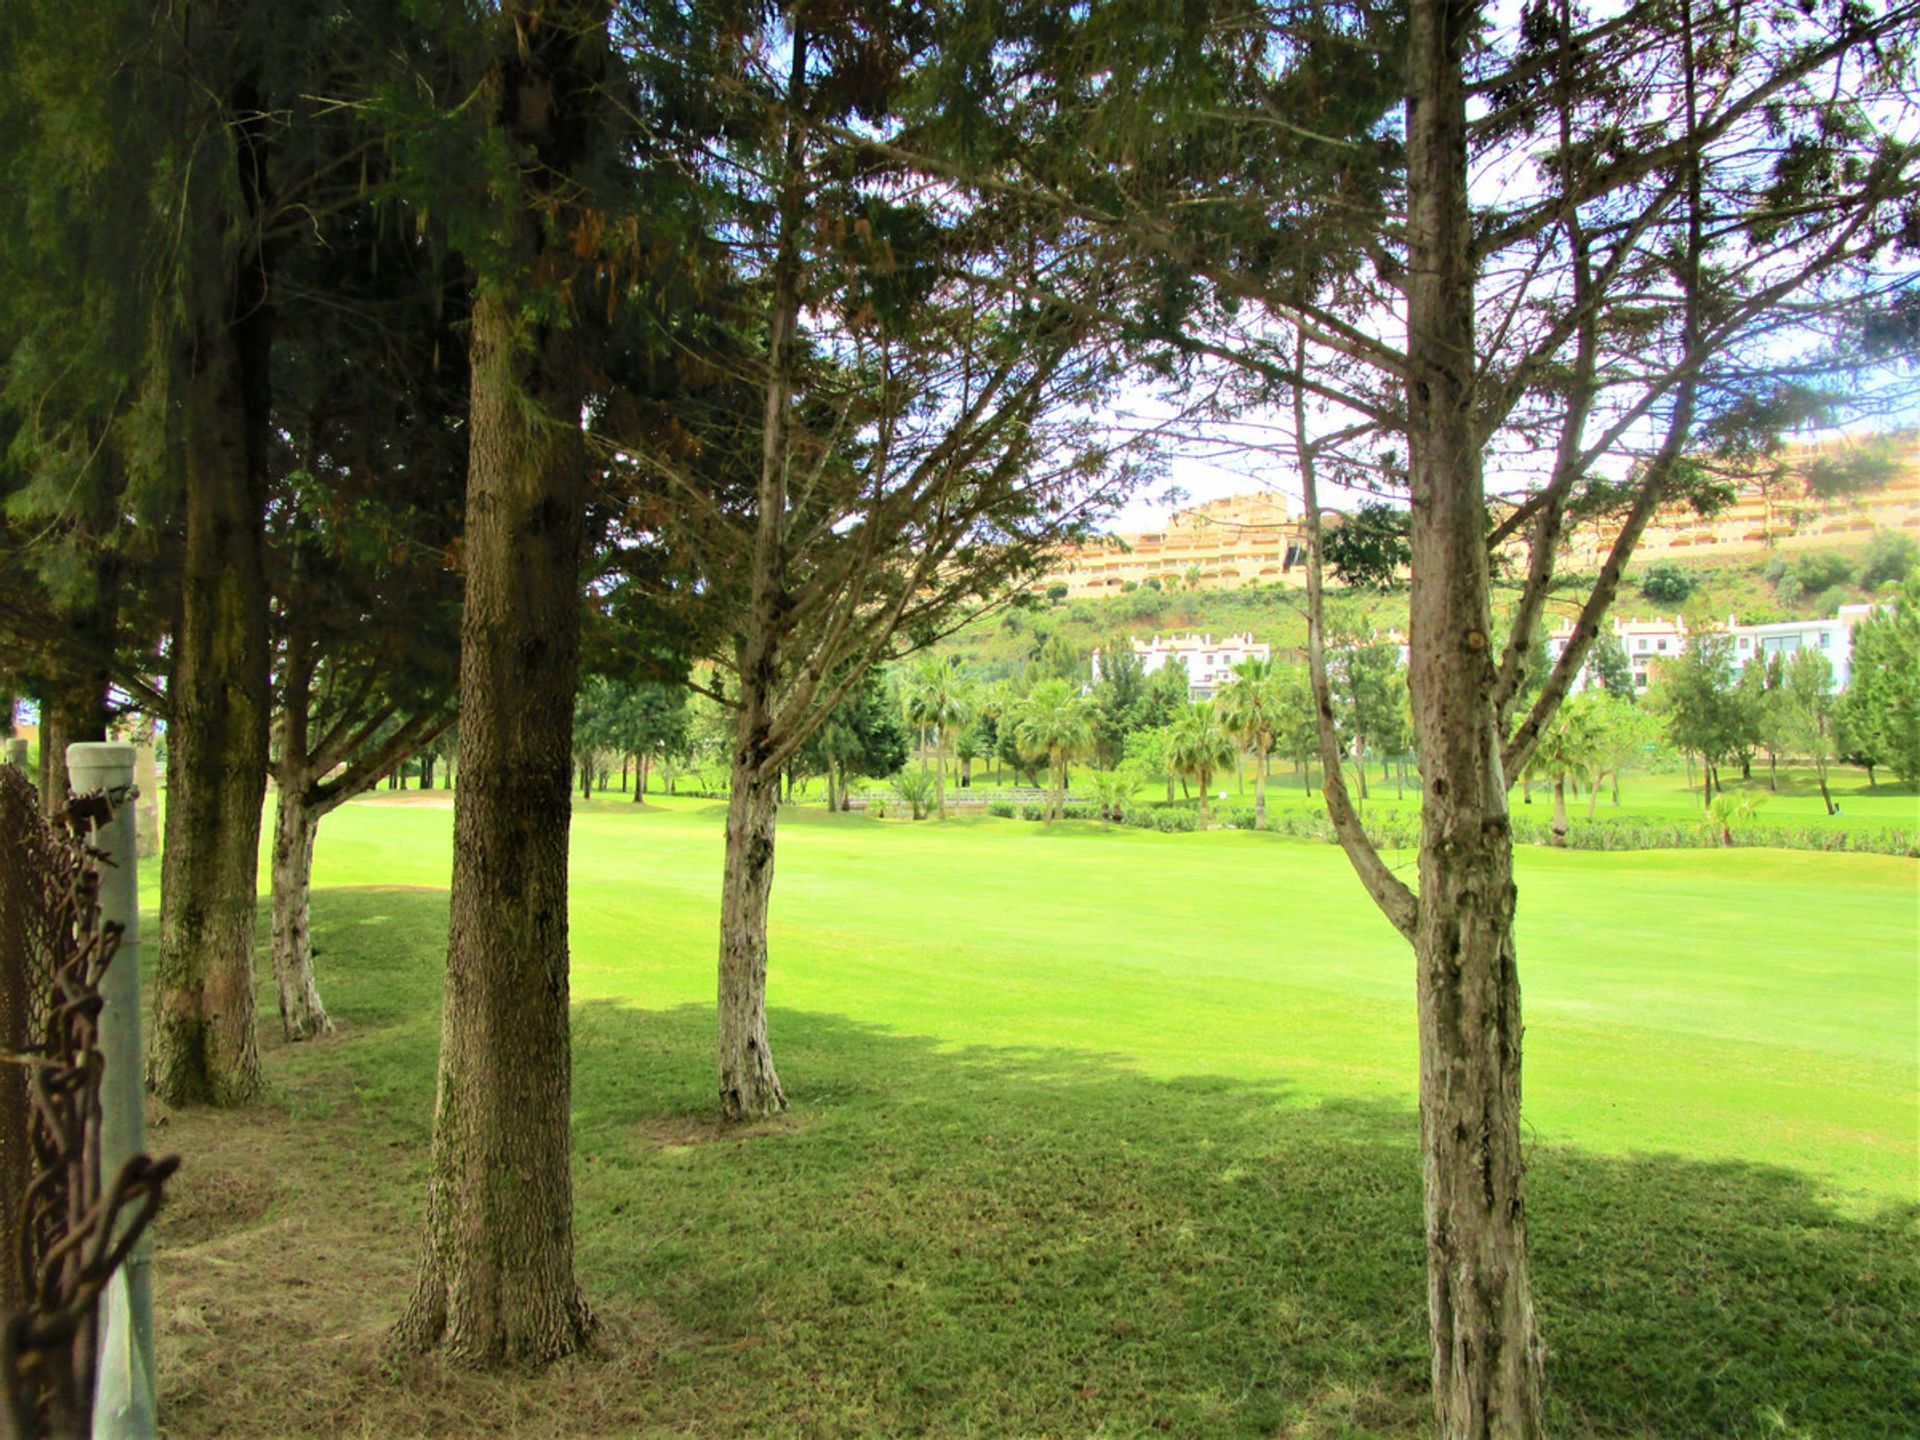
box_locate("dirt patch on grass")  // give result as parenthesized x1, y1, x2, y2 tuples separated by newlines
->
(635, 1112, 812, 1152)
(349, 792, 455, 809)
(153, 1082, 695, 1437)
(155, 1161, 275, 1246)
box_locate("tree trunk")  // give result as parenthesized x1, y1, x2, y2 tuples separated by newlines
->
(37, 705, 69, 818)
(149, 81, 274, 1107)
(394, 261, 595, 1357)
(134, 721, 161, 859)
(1550, 777, 1568, 846)
(268, 779, 331, 1041)
(1254, 739, 1269, 829)
(1402, 0, 1546, 1431)
(1586, 777, 1601, 821)
(719, 746, 787, 1121)
(634, 755, 648, 803)
(421, 754, 436, 789)
(1197, 767, 1211, 825)
(934, 733, 946, 820)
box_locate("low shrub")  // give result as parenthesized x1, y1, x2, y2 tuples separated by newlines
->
(987, 800, 1016, 818)
(1638, 560, 1695, 603)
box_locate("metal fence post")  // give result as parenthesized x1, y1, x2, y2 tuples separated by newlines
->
(65, 743, 156, 1440)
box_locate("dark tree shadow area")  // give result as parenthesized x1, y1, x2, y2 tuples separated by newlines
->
(149, 888, 1919, 1439)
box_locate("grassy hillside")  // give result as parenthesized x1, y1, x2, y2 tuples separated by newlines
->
(937, 534, 1904, 676)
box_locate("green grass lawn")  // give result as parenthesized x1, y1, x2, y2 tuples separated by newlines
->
(150, 796, 1919, 1438)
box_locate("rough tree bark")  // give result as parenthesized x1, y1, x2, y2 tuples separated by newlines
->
(394, 282, 593, 1363)
(149, 72, 273, 1108)
(394, 0, 604, 1363)
(133, 716, 161, 858)
(268, 778, 328, 1039)
(718, 728, 786, 1121)
(1253, 735, 1270, 829)
(1402, 0, 1546, 1431)
(268, 685, 448, 1043)
(36, 705, 68, 819)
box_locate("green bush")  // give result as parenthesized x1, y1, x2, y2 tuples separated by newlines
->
(1810, 583, 1852, 616)
(1119, 807, 1199, 833)
(890, 770, 936, 820)
(1857, 530, 1917, 589)
(1072, 800, 1916, 857)
(1638, 561, 1696, 603)
(1791, 549, 1855, 593)
(1019, 803, 1045, 822)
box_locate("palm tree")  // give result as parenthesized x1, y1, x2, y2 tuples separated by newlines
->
(973, 680, 1012, 785)
(1527, 699, 1599, 846)
(901, 656, 972, 819)
(1167, 701, 1235, 826)
(1216, 658, 1289, 829)
(1088, 769, 1132, 829)
(1010, 679, 1093, 824)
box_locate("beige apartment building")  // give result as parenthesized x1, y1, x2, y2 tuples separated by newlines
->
(1034, 492, 1309, 598)
(1033, 433, 1920, 598)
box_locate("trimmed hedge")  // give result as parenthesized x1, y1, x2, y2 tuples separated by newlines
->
(1218, 804, 1916, 856)
(977, 794, 1917, 856)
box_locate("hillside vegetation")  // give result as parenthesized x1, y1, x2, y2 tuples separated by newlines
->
(938, 533, 1911, 675)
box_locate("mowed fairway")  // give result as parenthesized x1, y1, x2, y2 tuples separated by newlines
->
(151, 796, 1920, 1439)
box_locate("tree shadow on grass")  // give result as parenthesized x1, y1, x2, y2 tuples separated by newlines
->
(157, 887, 1918, 1439)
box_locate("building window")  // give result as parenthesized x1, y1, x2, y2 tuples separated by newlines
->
(1820, 631, 1830, 647)
(1657, 639, 1668, 652)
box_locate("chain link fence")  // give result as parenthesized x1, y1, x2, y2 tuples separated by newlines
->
(0, 766, 176, 1438)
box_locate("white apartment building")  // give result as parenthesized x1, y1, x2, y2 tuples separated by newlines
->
(1546, 604, 1874, 693)
(1726, 605, 1872, 688)
(1092, 632, 1272, 700)
(1545, 614, 1688, 692)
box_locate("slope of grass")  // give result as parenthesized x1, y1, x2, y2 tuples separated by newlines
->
(149, 797, 1919, 1438)
(938, 537, 1893, 676)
